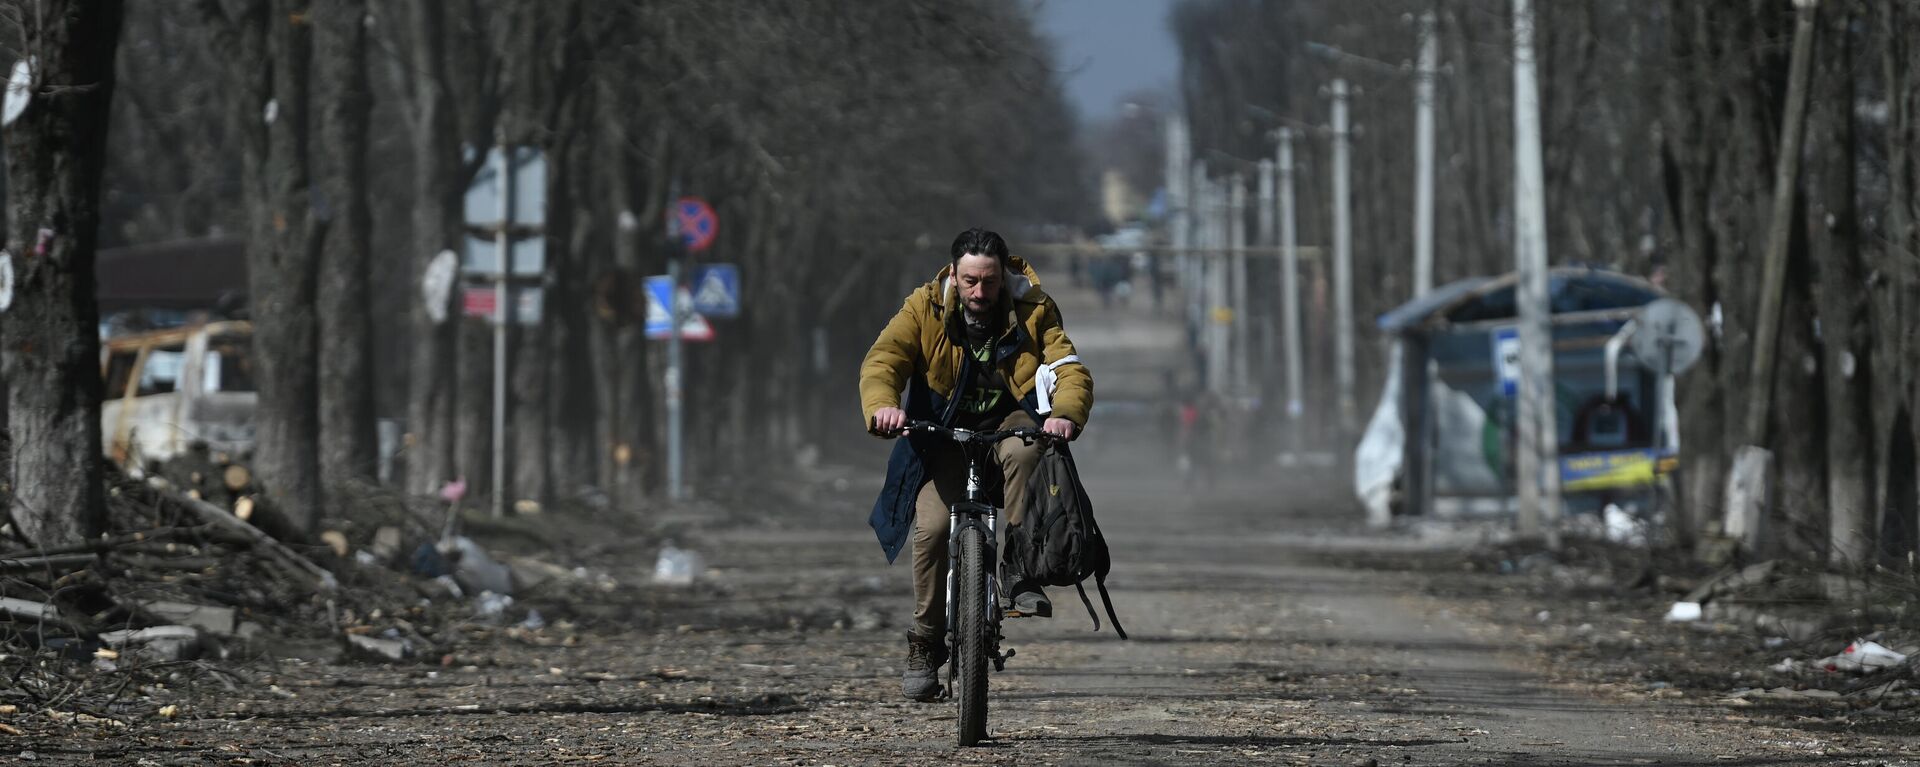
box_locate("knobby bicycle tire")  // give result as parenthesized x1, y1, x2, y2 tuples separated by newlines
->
(954, 525, 990, 746)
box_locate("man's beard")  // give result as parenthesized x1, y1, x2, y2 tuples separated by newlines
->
(963, 299, 997, 339)
(964, 300, 995, 326)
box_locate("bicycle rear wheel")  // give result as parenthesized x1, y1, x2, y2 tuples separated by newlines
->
(954, 524, 990, 746)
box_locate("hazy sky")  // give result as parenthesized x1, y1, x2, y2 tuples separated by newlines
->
(1032, 0, 1181, 123)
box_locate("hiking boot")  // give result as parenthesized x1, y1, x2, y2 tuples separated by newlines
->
(901, 630, 947, 701)
(1004, 585, 1052, 618)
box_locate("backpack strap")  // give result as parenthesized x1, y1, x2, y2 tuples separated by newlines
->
(1074, 581, 1100, 631)
(1073, 577, 1129, 640)
(1095, 574, 1128, 640)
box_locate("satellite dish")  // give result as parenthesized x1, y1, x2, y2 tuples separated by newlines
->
(3, 58, 34, 127)
(1630, 298, 1705, 376)
(0, 250, 13, 313)
(422, 249, 458, 324)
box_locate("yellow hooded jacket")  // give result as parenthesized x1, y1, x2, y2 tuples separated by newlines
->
(858, 256, 1092, 562)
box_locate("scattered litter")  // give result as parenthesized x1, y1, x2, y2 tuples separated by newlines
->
(1603, 503, 1645, 546)
(1818, 639, 1907, 673)
(136, 600, 237, 636)
(99, 626, 204, 663)
(369, 526, 405, 563)
(474, 591, 514, 619)
(346, 634, 411, 663)
(320, 529, 350, 558)
(1663, 601, 1702, 622)
(521, 608, 546, 630)
(411, 543, 451, 578)
(652, 543, 704, 586)
(447, 536, 515, 596)
(432, 575, 464, 600)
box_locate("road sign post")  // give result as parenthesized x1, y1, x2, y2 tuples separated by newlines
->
(460, 143, 546, 518)
(664, 195, 719, 503)
(491, 144, 510, 520)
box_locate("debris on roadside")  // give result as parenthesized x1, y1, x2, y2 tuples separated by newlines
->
(1664, 601, 1703, 622)
(1815, 639, 1909, 674)
(0, 465, 656, 733)
(652, 542, 704, 586)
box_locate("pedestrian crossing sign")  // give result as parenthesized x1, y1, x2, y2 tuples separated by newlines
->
(645, 275, 714, 342)
(690, 264, 740, 318)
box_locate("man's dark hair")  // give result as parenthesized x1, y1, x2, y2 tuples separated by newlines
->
(950, 227, 1010, 266)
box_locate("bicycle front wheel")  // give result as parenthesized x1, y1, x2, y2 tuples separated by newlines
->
(954, 524, 990, 746)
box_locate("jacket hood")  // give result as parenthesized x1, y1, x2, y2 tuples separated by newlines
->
(933, 255, 1047, 309)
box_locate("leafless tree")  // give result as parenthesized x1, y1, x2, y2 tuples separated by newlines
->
(1, 0, 125, 548)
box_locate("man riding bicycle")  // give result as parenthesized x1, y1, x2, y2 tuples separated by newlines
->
(860, 227, 1092, 702)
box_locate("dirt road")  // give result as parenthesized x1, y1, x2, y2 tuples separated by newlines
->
(17, 278, 1917, 766)
(15, 439, 1913, 766)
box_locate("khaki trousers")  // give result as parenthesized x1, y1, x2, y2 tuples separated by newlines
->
(910, 410, 1042, 638)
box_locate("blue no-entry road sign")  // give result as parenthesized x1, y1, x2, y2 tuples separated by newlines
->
(690, 264, 740, 318)
(673, 197, 718, 253)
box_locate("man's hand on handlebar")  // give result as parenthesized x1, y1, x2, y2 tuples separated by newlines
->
(870, 407, 908, 437)
(874, 410, 1077, 441)
(1042, 417, 1077, 441)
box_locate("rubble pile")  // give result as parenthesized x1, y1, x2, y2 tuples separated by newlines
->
(0, 470, 613, 727)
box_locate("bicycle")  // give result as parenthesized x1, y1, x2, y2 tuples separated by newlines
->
(897, 419, 1059, 747)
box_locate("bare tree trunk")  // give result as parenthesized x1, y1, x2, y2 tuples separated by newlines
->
(1771, 236, 1826, 558)
(397, 0, 462, 496)
(1661, 0, 1724, 548)
(595, 118, 661, 509)
(1, 0, 124, 548)
(315, 0, 377, 492)
(547, 139, 599, 501)
(455, 319, 492, 495)
(1808, 2, 1874, 566)
(234, 0, 325, 532)
(1872, 0, 1918, 559)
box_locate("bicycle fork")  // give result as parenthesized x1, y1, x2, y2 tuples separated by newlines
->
(943, 457, 1014, 701)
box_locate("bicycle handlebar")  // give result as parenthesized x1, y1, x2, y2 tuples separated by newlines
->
(895, 420, 1063, 445)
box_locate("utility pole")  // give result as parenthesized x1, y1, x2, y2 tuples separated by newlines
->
(1277, 128, 1305, 449)
(1167, 113, 1191, 307)
(1414, 10, 1438, 297)
(1743, 0, 1820, 449)
(1257, 158, 1277, 405)
(1190, 159, 1209, 380)
(1207, 175, 1231, 396)
(490, 140, 510, 519)
(1230, 173, 1250, 397)
(1330, 78, 1356, 437)
(1512, 0, 1560, 543)
(1257, 159, 1276, 249)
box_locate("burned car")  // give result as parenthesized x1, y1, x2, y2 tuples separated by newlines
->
(101, 321, 256, 470)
